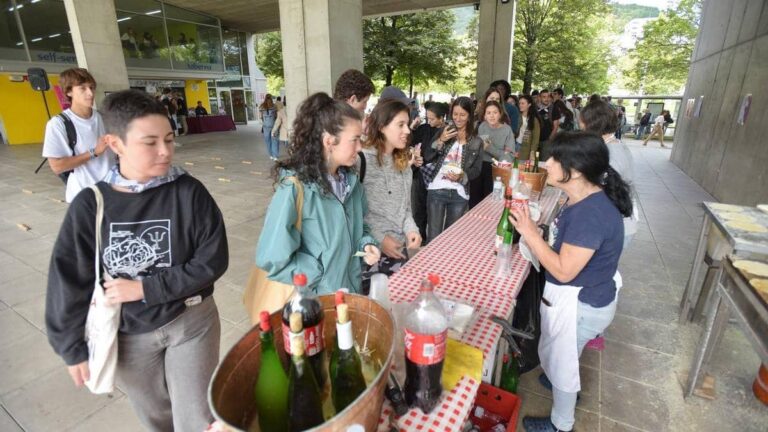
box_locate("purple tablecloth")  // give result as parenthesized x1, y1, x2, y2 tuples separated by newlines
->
(187, 115, 236, 134)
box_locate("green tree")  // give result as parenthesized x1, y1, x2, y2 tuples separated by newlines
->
(510, 0, 613, 94)
(622, 0, 701, 94)
(363, 11, 459, 95)
(256, 31, 283, 79)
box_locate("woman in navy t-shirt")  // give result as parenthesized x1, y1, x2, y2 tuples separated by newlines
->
(509, 132, 632, 432)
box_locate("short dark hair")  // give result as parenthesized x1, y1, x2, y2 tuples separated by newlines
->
(540, 88, 550, 94)
(580, 100, 619, 135)
(489, 79, 512, 99)
(333, 69, 375, 101)
(553, 88, 564, 97)
(425, 102, 448, 119)
(162, 87, 171, 94)
(59, 68, 96, 102)
(531, 89, 539, 96)
(100, 89, 168, 140)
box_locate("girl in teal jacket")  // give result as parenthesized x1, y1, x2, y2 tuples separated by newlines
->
(255, 93, 381, 295)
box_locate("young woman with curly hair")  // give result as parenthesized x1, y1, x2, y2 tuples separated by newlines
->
(255, 93, 381, 295)
(358, 99, 422, 290)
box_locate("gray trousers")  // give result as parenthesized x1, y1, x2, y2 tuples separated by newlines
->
(117, 296, 220, 432)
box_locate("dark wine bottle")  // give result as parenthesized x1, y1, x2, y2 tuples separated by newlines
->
(287, 312, 325, 431)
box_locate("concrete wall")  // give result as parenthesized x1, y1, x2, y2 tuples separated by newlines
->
(671, 0, 768, 206)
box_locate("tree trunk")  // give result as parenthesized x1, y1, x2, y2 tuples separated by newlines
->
(409, 72, 414, 98)
(385, 67, 394, 86)
(522, 53, 535, 94)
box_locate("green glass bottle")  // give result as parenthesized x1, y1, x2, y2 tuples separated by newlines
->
(331, 301, 367, 412)
(500, 354, 520, 394)
(495, 187, 513, 253)
(287, 313, 325, 431)
(254, 311, 289, 432)
(533, 151, 540, 173)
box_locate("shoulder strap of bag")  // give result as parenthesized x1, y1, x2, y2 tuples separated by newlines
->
(358, 151, 366, 183)
(89, 185, 105, 280)
(283, 176, 304, 232)
(58, 113, 77, 156)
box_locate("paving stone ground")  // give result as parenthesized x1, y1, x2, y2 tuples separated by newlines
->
(0, 127, 765, 431)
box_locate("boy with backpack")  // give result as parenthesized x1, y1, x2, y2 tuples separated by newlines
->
(46, 89, 229, 431)
(42, 68, 113, 203)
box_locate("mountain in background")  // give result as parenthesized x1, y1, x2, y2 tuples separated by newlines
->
(452, 7, 475, 35)
(611, 2, 660, 28)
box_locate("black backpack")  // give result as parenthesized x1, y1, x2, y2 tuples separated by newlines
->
(56, 113, 78, 184)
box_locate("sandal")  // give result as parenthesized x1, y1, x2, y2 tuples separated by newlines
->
(523, 416, 571, 432)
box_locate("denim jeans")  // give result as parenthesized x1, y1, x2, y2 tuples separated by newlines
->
(263, 126, 278, 158)
(117, 296, 220, 432)
(635, 124, 649, 139)
(427, 189, 468, 242)
(551, 298, 617, 431)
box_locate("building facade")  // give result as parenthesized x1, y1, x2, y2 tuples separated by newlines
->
(0, 0, 266, 145)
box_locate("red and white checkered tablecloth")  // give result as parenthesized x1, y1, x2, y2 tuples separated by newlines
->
(377, 376, 480, 432)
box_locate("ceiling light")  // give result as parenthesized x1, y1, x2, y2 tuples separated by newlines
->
(146, 9, 161, 15)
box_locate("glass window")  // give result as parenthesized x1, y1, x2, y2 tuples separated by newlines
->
(167, 20, 223, 72)
(114, 0, 162, 15)
(0, 0, 27, 61)
(222, 30, 241, 75)
(18, 0, 77, 65)
(239, 32, 249, 75)
(117, 12, 171, 69)
(162, 3, 217, 26)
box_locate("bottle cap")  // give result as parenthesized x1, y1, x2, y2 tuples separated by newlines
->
(427, 273, 441, 287)
(289, 312, 303, 333)
(503, 354, 509, 363)
(293, 273, 307, 286)
(335, 290, 345, 306)
(259, 311, 270, 332)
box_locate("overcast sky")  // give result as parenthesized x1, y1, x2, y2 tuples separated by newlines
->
(612, 0, 677, 10)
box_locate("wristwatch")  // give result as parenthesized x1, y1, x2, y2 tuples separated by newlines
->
(88, 148, 97, 159)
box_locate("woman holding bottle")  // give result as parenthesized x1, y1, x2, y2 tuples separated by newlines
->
(255, 93, 381, 295)
(424, 97, 483, 242)
(358, 99, 422, 290)
(516, 95, 541, 161)
(471, 100, 514, 207)
(508, 132, 632, 432)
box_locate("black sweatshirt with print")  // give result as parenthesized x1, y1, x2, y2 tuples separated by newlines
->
(46, 175, 229, 365)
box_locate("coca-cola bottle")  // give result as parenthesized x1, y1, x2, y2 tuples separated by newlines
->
(282, 273, 326, 388)
(403, 274, 448, 414)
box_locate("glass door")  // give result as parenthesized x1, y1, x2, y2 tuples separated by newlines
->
(245, 90, 256, 121)
(219, 90, 232, 118)
(231, 89, 248, 124)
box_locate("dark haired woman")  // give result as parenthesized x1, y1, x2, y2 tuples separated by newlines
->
(411, 102, 449, 241)
(508, 132, 632, 432)
(255, 93, 381, 295)
(516, 95, 541, 160)
(472, 100, 514, 207)
(358, 99, 421, 287)
(423, 96, 483, 241)
(474, 87, 509, 125)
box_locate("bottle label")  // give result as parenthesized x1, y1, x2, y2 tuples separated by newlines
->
(494, 235, 503, 251)
(404, 328, 447, 365)
(511, 195, 529, 211)
(282, 321, 325, 356)
(337, 321, 354, 350)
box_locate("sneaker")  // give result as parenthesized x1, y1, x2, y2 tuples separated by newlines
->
(522, 416, 571, 432)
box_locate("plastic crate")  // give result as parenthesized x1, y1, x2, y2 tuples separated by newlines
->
(472, 382, 522, 432)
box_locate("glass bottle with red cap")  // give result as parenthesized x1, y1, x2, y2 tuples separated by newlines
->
(281, 273, 326, 387)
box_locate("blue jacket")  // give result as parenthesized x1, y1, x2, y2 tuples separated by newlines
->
(255, 169, 377, 294)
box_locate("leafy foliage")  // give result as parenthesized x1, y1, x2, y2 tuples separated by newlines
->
(363, 11, 459, 94)
(611, 3, 660, 28)
(621, 0, 701, 94)
(255, 31, 284, 79)
(509, 0, 613, 94)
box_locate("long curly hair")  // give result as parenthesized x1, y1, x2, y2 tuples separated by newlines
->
(273, 92, 362, 194)
(363, 99, 410, 172)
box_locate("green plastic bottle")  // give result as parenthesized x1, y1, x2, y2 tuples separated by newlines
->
(254, 311, 289, 432)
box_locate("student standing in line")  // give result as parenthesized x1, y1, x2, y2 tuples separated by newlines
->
(46, 90, 229, 432)
(42, 68, 113, 203)
(473, 100, 514, 206)
(410, 102, 448, 242)
(359, 99, 422, 289)
(271, 100, 289, 159)
(256, 93, 381, 295)
(516, 95, 542, 161)
(423, 97, 483, 241)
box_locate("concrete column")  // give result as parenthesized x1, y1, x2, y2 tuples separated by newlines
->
(476, 0, 516, 96)
(278, 0, 363, 125)
(63, 0, 129, 106)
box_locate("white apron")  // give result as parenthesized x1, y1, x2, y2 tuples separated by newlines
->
(538, 272, 623, 394)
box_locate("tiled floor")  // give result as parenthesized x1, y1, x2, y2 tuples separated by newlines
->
(0, 129, 766, 431)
